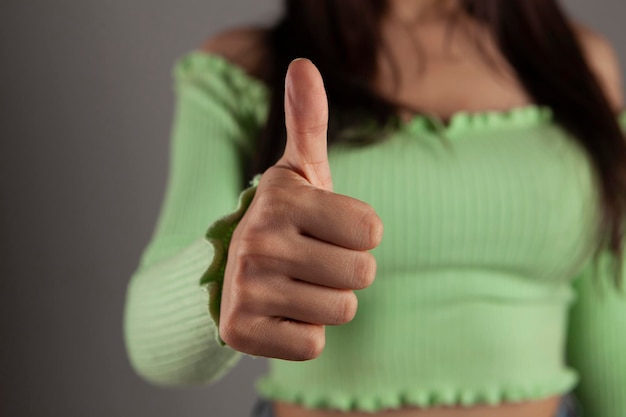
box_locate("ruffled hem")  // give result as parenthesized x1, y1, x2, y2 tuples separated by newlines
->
(403, 106, 626, 137)
(400, 105, 555, 137)
(256, 371, 579, 412)
(199, 174, 262, 346)
(174, 51, 626, 137)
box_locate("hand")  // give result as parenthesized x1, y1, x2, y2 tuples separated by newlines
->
(219, 58, 383, 360)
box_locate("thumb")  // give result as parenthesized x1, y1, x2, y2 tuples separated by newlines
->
(279, 58, 332, 191)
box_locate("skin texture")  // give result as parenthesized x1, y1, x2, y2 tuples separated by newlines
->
(219, 58, 383, 361)
(200, 3, 624, 416)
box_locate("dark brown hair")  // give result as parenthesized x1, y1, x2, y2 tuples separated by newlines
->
(248, 0, 626, 291)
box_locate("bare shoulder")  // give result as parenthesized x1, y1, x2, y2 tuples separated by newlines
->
(200, 26, 272, 82)
(573, 22, 624, 110)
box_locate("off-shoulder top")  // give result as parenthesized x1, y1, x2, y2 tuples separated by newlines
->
(123, 51, 626, 416)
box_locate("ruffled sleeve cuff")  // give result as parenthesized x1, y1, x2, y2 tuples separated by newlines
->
(199, 174, 262, 346)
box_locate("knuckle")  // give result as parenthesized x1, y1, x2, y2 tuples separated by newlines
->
(245, 209, 278, 236)
(354, 204, 383, 249)
(219, 316, 249, 351)
(232, 250, 262, 279)
(228, 254, 275, 305)
(251, 188, 278, 213)
(225, 255, 268, 303)
(290, 122, 328, 140)
(233, 233, 279, 270)
(230, 271, 258, 305)
(221, 315, 268, 356)
(230, 252, 265, 290)
(246, 191, 295, 234)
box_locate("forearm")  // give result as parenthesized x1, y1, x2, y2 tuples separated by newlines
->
(122, 51, 262, 385)
(567, 251, 626, 417)
(124, 237, 241, 386)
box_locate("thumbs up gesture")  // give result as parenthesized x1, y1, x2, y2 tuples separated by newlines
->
(219, 58, 383, 360)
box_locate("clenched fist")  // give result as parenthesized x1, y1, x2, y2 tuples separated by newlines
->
(219, 58, 383, 361)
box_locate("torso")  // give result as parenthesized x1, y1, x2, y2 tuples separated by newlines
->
(273, 396, 562, 417)
(201, 7, 622, 416)
(273, 13, 562, 417)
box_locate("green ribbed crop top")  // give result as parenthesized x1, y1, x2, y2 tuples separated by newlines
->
(123, 51, 626, 416)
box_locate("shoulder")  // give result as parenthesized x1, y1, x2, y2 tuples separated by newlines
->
(573, 22, 624, 110)
(199, 25, 272, 83)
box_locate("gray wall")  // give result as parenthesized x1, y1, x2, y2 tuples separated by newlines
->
(0, 1, 624, 416)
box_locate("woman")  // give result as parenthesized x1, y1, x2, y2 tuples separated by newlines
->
(123, 1, 626, 416)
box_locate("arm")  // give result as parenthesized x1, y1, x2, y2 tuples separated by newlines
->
(566, 251, 626, 417)
(123, 29, 268, 386)
(566, 27, 626, 416)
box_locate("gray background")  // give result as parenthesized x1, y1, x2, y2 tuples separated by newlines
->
(0, 1, 624, 416)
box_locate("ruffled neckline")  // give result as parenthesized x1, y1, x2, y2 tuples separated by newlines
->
(177, 50, 626, 135)
(398, 105, 554, 136)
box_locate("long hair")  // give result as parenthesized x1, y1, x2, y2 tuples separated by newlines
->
(246, 0, 626, 290)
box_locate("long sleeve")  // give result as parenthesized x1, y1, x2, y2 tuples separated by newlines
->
(123, 52, 268, 386)
(565, 113, 626, 417)
(566, 252, 626, 417)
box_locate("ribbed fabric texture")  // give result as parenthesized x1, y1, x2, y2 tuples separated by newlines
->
(123, 52, 267, 385)
(123, 51, 626, 416)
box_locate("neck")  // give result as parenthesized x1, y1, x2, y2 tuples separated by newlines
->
(386, 0, 461, 23)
